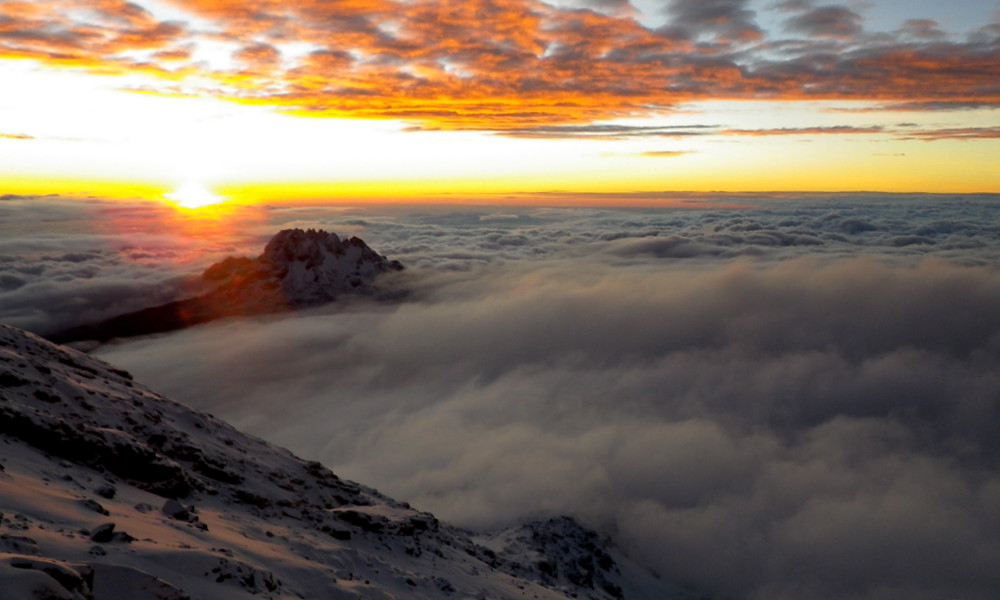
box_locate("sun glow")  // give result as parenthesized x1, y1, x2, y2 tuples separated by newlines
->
(164, 182, 225, 209)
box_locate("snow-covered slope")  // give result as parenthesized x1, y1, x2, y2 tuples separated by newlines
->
(0, 324, 690, 600)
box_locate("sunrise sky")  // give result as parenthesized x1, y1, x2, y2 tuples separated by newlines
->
(2, 0, 999, 204)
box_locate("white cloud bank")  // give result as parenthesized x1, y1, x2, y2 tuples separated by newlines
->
(5, 193, 1000, 599)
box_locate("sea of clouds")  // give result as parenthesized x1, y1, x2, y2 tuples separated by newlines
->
(4, 192, 1000, 599)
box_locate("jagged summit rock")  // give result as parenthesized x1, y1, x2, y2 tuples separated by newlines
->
(0, 324, 694, 600)
(46, 228, 404, 344)
(206, 228, 403, 308)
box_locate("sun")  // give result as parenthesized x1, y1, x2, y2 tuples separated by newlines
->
(164, 182, 225, 209)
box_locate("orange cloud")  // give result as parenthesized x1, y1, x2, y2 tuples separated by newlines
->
(0, 0, 186, 76)
(2, 0, 1000, 130)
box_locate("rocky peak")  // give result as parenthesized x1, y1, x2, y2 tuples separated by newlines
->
(262, 228, 347, 267)
(211, 228, 403, 307)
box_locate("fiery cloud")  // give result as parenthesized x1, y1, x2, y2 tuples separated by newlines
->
(1, 0, 999, 131)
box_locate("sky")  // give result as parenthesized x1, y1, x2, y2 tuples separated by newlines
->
(4, 193, 1000, 599)
(2, 0, 1000, 203)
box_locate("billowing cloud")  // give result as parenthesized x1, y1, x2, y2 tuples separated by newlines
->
(2, 0, 999, 131)
(751, 41, 1000, 109)
(96, 231, 1000, 600)
(662, 0, 764, 42)
(783, 4, 864, 38)
(0, 0, 187, 70)
(897, 18, 946, 41)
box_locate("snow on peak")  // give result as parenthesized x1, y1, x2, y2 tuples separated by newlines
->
(0, 324, 690, 600)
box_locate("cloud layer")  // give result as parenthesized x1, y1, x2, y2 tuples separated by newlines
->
(5, 193, 1000, 333)
(0, 195, 279, 333)
(6, 193, 993, 599)
(2, 0, 999, 131)
(98, 253, 1000, 600)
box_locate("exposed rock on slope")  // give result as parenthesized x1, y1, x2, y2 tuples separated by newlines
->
(47, 229, 404, 344)
(0, 324, 692, 600)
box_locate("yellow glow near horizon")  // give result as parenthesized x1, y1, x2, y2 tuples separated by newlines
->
(2, 60, 999, 202)
(0, 174, 172, 201)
